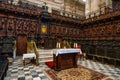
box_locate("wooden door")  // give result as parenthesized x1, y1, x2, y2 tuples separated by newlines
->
(17, 34, 27, 55)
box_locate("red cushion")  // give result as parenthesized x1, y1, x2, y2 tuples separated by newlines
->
(45, 61, 54, 68)
(77, 45, 81, 49)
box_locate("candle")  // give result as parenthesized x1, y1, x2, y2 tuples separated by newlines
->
(58, 43, 60, 48)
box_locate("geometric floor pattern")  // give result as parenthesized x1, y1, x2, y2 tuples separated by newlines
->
(79, 60, 120, 80)
(4, 57, 120, 80)
(4, 57, 50, 80)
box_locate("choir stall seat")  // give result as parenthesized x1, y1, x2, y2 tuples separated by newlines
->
(77, 45, 86, 60)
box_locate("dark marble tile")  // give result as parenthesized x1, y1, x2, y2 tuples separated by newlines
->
(40, 76, 48, 79)
(18, 77, 25, 80)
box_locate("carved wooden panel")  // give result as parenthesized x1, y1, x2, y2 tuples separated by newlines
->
(53, 26, 57, 33)
(95, 26, 103, 37)
(112, 0, 120, 10)
(91, 27, 96, 37)
(101, 26, 106, 37)
(50, 25, 53, 34)
(0, 2, 41, 16)
(80, 30, 84, 37)
(61, 27, 64, 34)
(53, 53, 77, 71)
(73, 29, 76, 35)
(70, 28, 72, 35)
(50, 25, 52, 34)
(58, 27, 61, 34)
(63, 27, 66, 34)
(56, 26, 59, 34)
(22, 20, 29, 35)
(68, 28, 71, 35)
(65, 28, 68, 34)
(7, 18, 15, 36)
(87, 29, 91, 37)
(15, 18, 38, 37)
(28, 21, 37, 37)
(16, 19, 23, 34)
(106, 25, 113, 36)
(0, 17, 6, 36)
(84, 29, 88, 37)
(77, 29, 79, 36)
(95, 27, 99, 37)
(53, 26, 56, 33)
(116, 23, 120, 36)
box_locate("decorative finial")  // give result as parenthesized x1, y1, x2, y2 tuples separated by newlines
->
(43, 2, 47, 10)
(44, 2, 46, 6)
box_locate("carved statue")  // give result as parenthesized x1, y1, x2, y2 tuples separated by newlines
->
(27, 41, 34, 53)
(61, 40, 71, 48)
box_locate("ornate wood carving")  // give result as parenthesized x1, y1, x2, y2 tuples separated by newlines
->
(116, 22, 120, 35)
(0, 17, 6, 36)
(15, 18, 38, 37)
(53, 53, 77, 71)
(50, 25, 55, 34)
(16, 19, 23, 34)
(61, 27, 64, 34)
(22, 20, 29, 35)
(7, 18, 15, 36)
(77, 29, 79, 36)
(0, 2, 41, 16)
(28, 21, 37, 37)
(112, 0, 120, 10)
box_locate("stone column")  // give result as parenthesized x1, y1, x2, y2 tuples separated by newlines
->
(106, 0, 112, 8)
(85, 0, 91, 18)
(91, 0, 100, 17)
(106, 0, 109, 6)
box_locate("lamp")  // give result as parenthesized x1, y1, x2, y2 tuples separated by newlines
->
(41, 25, 47, 34)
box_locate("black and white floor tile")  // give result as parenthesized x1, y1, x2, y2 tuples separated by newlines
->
(4, 57, 120, 80)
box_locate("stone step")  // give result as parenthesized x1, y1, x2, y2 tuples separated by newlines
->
(39, 60, 53, 63)
(38, 49, 53, 64)
(39, 56, 53, 59)
(39, 58, 53, 63)
(38, 51, 53, 54)
(37, 49, 53, 52)
(39, 53, 53, 56)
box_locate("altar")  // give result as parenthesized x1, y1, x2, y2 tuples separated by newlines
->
(53, 48, 82, 71)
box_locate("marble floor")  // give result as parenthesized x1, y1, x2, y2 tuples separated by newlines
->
(4, 57, 120, 80)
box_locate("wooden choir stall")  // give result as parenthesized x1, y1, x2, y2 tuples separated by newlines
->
(53, 49, 82, 71)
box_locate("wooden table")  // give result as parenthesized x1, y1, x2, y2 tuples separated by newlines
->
(53, 49, 82, 71)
